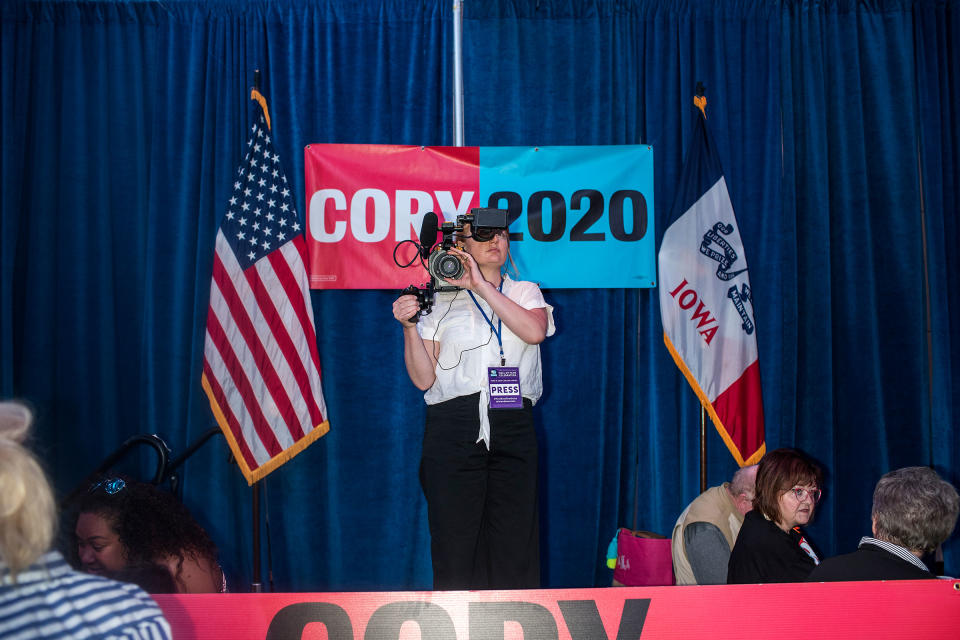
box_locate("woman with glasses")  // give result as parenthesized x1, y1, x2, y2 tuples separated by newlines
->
(392, 220, 555, 590)
(727, 448, 824, 583)
(73, 476, 226, 593)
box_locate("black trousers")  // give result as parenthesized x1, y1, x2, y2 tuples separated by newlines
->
(420, 393, 540, 590)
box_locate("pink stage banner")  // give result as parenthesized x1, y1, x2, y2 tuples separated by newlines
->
(155, 580, 960, 639)
(305, 145, 479, 290)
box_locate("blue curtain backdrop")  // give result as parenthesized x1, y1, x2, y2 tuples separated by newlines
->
(1, 0, 958, 591)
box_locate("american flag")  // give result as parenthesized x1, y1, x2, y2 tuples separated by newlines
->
(201, 91, 329, 485)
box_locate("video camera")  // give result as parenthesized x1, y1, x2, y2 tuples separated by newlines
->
(396, 207, 509, 322)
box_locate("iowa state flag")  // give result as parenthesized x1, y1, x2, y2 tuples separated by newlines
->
(658, 101, 765, 466)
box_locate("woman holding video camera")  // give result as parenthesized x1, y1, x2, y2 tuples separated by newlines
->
(392, 220, 555, 590)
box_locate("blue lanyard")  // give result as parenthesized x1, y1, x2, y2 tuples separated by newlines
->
(468, 279, 505, 366)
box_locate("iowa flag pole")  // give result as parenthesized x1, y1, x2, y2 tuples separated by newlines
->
(202, 85, 329, 485)
(658, 93, 765, 467)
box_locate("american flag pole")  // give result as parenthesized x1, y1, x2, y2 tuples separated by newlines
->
(249, 69, 264, 594)
(251, 467, 261, 592)
(202, 68, 329, 590)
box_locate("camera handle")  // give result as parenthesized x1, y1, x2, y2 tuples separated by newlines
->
(399, 283, 435, 323)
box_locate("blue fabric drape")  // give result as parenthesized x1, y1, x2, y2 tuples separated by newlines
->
(779, 0, 938, 569)
(2, 0, 958, 590)
(913, 0, 960, 498)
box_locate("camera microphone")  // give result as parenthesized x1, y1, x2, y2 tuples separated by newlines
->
(419, 212, 439, 259)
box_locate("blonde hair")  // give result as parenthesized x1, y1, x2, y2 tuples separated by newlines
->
(0, 401, 57, 581)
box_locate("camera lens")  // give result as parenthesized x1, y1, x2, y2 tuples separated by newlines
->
(428, 247, 465, 288)
(436, 253, 462, 278)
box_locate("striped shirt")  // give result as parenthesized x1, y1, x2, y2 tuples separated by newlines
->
(858, 536, 930, 572)
(0, 551, 172, 640)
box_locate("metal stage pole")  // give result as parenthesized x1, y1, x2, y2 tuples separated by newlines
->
(452, 0, 464, 146)
(251, 481, 262, 592)
(700, 407, 707, 493)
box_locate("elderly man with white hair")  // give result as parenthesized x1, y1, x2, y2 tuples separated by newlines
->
(672, 464, 758, 585)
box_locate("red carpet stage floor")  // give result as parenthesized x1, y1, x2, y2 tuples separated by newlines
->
(154, 580, 960, 639)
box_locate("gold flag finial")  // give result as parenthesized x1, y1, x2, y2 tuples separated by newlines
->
(250, 70, 271, 131)
(251, 87, 272, 131)
(694, 81, 707, 119)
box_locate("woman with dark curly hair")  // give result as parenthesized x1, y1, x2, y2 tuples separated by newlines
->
(73, 476, 224, 593)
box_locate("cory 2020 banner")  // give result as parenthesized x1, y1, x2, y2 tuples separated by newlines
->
(304, 144, 655, 289)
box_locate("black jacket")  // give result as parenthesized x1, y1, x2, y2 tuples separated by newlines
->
(807, 542, 934, 582)
(727, 510, 818, 583)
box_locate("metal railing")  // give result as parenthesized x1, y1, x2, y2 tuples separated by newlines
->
(60, 427, 222, 510)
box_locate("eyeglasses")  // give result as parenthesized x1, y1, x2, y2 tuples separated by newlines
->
(470, 227, 508, 242)
(789, 486, 821, 503)
(88, 477, 126, 495)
